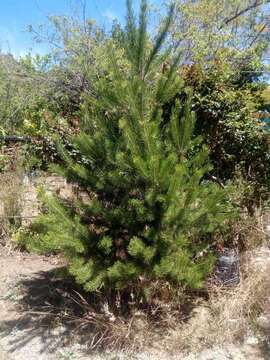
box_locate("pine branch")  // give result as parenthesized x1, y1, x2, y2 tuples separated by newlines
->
(125, 0, 138, 59)
(137, 0, 148, 77)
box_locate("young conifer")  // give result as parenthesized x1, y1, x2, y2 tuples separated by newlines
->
(22, 0, 233, 302)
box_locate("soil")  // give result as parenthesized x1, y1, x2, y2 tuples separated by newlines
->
(0, 244, 269, 360)
(0, 245, 64, 359)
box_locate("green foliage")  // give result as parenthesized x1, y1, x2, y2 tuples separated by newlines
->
(22, 1, 234, 301)
(180, 63, 270, 203)
(0, 53, 58, 135)
(173, 0, 270, 73)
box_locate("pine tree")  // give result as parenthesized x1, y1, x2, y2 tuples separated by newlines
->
(21, 0, 234, 301)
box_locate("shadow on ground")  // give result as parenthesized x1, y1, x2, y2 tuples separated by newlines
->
(0, 268, 89, 355)
(257, 319, 270, 359)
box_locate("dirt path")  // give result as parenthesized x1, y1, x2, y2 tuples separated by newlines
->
(0, 246, 68, 360)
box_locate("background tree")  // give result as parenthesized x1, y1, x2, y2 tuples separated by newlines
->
(168, 0, 270, 207)
(180, 63, 270, 193)
(172, 0, 270, 74)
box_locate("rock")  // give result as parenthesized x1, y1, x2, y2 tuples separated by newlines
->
(256, 315, 270, 331)
(245, 336, 259, 346)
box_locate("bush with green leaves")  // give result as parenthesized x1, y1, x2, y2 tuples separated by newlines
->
(20, 1, 234, 305)
(180, 63, 270, 207)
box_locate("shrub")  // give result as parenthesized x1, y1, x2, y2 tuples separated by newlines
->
(21, 0, 234, 307)
(180, 63, 270, 208)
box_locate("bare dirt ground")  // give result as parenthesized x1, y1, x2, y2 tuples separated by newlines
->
(0, 244, 269, 360)
(0, 246, 66, 359)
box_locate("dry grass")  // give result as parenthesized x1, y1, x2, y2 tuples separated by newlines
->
(0, 171, 23, 217)
(212, 207, 268, 252)
(162, 245, 270, 355)
(61, 291, 153, 351)
(209, 255, 270, 342)
(0, 169, 24, 245)
(51, 281, 201, 353)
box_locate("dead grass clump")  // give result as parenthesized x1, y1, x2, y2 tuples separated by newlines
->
(215, 210, 268, 252)
(0, 171, 23, 218)
(0, 170, 24, 245)
(63, 291, 152, 351)
(163, 247, 270, 354)
(209, 257, 270, 343)
(233, 216, 268, 250)
(0, 145, 27, 236)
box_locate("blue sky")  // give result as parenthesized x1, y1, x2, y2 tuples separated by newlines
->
(0, 0, 163, 57)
